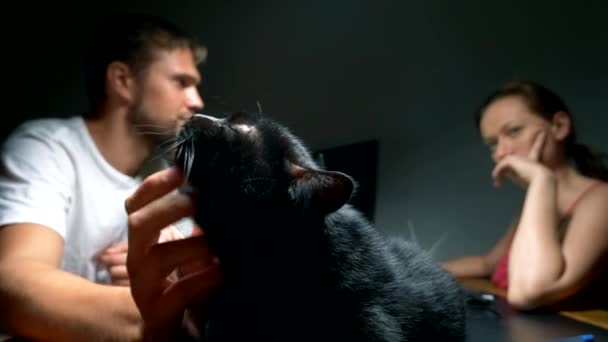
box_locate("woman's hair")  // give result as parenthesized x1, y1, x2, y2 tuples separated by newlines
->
(475, 80, 608, 181)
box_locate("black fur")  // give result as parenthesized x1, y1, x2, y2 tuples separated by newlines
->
(174, 111, 466, 341)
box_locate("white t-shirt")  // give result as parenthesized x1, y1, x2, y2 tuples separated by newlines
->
(0, 115, 193, 283)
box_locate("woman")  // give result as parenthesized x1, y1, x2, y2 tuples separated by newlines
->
(442, 81, 608, 310)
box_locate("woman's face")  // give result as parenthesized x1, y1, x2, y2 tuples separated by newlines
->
(479, 96, 555, 164)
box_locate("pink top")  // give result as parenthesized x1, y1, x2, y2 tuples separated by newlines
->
(490, 181, 607, 289)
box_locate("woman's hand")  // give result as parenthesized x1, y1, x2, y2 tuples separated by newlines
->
(492, 130, 552, 188)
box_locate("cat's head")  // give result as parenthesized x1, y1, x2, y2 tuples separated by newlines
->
(174, 112, 356, 222)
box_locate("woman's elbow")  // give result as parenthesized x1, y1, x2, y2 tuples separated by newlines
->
(506, 289, 543, 310)
(506, 281, 576, 310)
(506, 281, 561, 310)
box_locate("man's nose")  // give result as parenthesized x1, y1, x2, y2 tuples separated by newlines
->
(186, 88, 204, 112)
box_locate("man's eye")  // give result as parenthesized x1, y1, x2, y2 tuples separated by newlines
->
(175, 77, 195, 88)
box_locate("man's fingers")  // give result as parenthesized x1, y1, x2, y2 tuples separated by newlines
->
(191, 225, 205, 237)
(129, 193, 194, 237)
(112, 279, 130, 286)
(159, 264, 223, 321)
(127, 192, 195, 265)
(158, 225, 186, 243)
(128, 235, 216, 306)
(99, 251, 128, 266)
(140, 265, 222, 338)
(125, 167, 185, 214)
(109, 265, 129, 282)
(104, 242, 129, 254)
(148, 235, 217, 279)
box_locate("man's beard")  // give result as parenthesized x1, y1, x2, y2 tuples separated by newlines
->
(129, 101, 179, 149)
(128, 111, 186, 174)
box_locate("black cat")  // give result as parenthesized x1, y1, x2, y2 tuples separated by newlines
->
(174, 111, 466, 341)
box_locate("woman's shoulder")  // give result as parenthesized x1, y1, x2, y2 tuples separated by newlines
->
(580, 180, 608, 203)
(569, 179, 608, 229)
(570, 179, 608, 211)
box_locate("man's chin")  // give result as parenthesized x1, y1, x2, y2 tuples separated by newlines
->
(176, 116, 193, 130)
(176, 120, 187, 131)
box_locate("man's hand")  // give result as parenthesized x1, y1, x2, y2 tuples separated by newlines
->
(125, 167, 222, 340)
(98, 242, 130, 286)
(98, 226, 186, 286)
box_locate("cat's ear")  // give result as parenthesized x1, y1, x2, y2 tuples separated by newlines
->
(287, 162, 355, 215)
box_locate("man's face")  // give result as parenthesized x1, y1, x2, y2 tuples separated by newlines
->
(130, 47, 204, 146)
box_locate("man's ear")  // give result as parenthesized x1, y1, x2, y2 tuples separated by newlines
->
(106, 61, 137, 103)
(287, 162, 355, 216)
(551, 111, 571, 141)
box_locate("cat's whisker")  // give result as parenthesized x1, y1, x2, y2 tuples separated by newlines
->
(175, 138, 195, 182)
(159, 139, 187, 153)
(160, 131, 195, 151)
(184, 140, 195, 181)
(146, 151, 169, 163)
(134, 124, 175, 129)
(148, 142, 181, 163)
(407, 220, 420, 247)
(144, 134, 195, 164)
(135, 131, 177, 136)
(427, 232, 448, 257)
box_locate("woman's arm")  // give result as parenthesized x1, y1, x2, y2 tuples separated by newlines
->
(507, 177, 608, 309)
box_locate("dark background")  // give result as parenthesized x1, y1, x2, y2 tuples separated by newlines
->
(5, 0, 607, 261)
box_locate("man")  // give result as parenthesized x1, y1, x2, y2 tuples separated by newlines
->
(0, 13, 211, 341)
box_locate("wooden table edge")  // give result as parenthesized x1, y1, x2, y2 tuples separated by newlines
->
(456, 277, 608, 330)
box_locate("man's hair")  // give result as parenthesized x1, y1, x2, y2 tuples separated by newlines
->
(83, 12, 206, 115)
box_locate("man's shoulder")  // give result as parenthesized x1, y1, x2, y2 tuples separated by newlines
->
(3, 116, 87, 152)
(2, 116, 86, 163)
(11, 116, 84, 140)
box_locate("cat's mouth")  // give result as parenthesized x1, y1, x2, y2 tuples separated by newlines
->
(174, 113, 226, 183)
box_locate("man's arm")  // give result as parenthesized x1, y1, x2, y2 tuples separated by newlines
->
(0, 223, 143, 342)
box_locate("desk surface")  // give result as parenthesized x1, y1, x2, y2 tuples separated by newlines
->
(460, 277, 608, 342)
